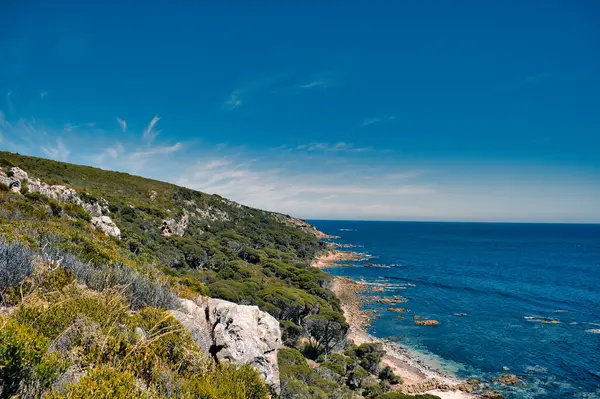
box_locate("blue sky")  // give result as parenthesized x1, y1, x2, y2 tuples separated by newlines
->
(1, 1, 599, 222)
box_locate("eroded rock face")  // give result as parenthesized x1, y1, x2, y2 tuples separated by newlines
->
(171, 297, 282, 393)
(91, 216, 121, 238)
(161, 212, 189, 237)
(3, 166, 119, 237)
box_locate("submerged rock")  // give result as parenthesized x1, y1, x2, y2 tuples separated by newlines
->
(414, 319, 440, 326)
(171, 297, 282, 393)
(387, 307, 410, 313)
(495, 373, 522, 385)
(481, 390, 504, 399)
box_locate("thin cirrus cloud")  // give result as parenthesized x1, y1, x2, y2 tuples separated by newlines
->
(64, 122, 96, 132)
(116, 117, 127, 133)
(41, 138, 70, 161)
(40, 91, 48, 100)
(297, 142, 371, 153)
(142, 115, 160, 143)
(224, 90, 242, 110)
(362, 115, 397, 127)
(299, 80, 330, 89)
(174, 155, 438, 220)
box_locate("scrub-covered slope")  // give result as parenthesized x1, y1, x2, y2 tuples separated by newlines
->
(0, 152, 419, 399)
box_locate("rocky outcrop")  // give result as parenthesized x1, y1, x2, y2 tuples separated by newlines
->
(91, 216, 121, 238)
(1, 166, 120, 237)
(162, 212, 189, 237)
(401, 378, 477, 395)
(171, 297, 282, 393)
(0, 167, 22, 192)
(272, 213, 339, 239)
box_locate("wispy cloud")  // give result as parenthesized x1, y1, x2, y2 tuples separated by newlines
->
(224, 90, 242, 110)
(296, 142, 371, 153)
(64, 122, 95, 132)
(41, 138, 70, 161)
(116, 117, 127, 133)
(299, 80, 330, 89)
(223, 74, 287, 110)
(5, 91, 15, 114)
(174, 155, 437, 220)
(142, 115, 160, 143)
(130, 142, 183, 160)
(40, 91, 48, 100)
(362, 115, 397, 127)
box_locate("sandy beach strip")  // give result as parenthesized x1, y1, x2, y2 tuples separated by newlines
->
(330, 275, 478, 399)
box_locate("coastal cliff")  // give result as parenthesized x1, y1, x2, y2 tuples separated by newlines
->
(0, 152, 484, 399)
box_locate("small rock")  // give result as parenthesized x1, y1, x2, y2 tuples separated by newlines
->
(495, 373, 520, 385)
(415, 319, 440, 326)
(387, 307, 410, 313)
(481, 390, 504, 399)
(135, 327, 147, 341)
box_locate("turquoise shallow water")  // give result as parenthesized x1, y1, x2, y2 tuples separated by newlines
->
(309, 221, 600, 398)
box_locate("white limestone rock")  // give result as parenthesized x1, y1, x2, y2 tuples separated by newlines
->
(91, 216, 121, 238)
(171, 297, 282, 393)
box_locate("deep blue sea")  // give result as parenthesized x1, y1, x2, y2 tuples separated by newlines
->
(309, 221, 600, 399)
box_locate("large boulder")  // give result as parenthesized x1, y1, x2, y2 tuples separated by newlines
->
(171, 297, 282, 393)
(91, 216, 121, 238)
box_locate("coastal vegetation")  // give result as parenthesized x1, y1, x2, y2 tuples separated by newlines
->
(0, 152, 435, 398)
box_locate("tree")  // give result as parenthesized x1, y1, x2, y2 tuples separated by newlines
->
(304, 309, 348, 356)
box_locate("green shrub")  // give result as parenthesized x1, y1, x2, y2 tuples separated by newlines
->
(46, 366, 143, 399)
(181, 362, 268, 399)
(14, 286, 130, 339)
(379, 365, 402, 385)
(280, 320, 303, 347)
(62, 203, 91, 221)
(349, 342, 386, 373)
(0, 158, 15, 168)
(0, 319, 49, 397)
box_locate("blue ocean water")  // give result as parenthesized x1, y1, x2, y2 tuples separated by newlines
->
(309, 221, 600, 398)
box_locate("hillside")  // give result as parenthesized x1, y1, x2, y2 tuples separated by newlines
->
(0, 152, 429, 399)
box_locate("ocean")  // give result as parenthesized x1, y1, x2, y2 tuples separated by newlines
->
(308, 220, 600, 398)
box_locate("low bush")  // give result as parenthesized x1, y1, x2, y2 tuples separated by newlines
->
(0, 237, 34, 296)
(45, 366, 143, 399)
(379, 365, 402, 385)
(181, 362, 269, 399)
(0, 319, 66, 398)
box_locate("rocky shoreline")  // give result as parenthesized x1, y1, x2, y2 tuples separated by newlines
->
(311, 248, 481, 399)
(311, 249, 365, 268)
(330, 276, 478, 399)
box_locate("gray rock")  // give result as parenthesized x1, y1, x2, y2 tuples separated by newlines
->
(161, 212, 189, 237)
(0, 175, 21, 192)
(171, 297, 281, 393)
(91, 216, 121, 238)
(135, 327, 147, 341)
(10, 167, 28, 181)
(9, 167, 117, 234)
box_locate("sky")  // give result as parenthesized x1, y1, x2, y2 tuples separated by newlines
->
(1, 1, 599, 222)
